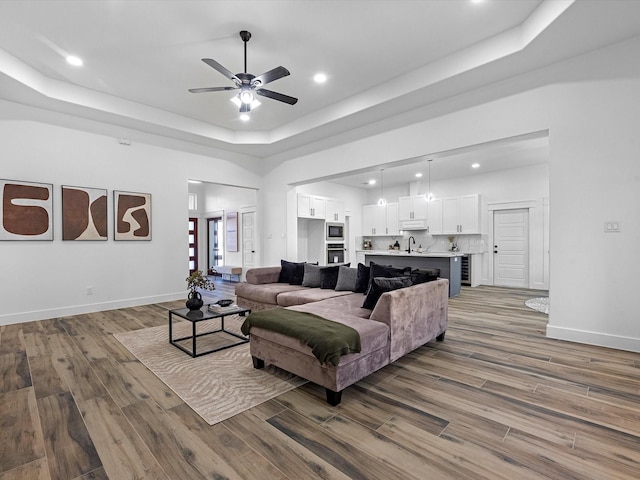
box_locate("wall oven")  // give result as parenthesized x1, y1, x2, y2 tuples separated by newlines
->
(326, 243, 345, 264)
(326, 222, 344, 241)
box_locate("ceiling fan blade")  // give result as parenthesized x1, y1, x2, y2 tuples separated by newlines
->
(188, 86, 238, 93)
(256, 88, 298, 105)
(252, 66, 290, 87)
(201, 58, 240, 84)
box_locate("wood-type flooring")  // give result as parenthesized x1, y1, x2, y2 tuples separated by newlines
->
(1, 281, 639, 479)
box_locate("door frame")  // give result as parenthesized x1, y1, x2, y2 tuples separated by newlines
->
(240, 206, 258, 280)
(188, 217, 198, 274)
(486, 199, 549, 290)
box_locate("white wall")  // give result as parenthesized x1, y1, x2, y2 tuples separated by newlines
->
(260, 36, 640, 352)
(0, 106, 261, 324)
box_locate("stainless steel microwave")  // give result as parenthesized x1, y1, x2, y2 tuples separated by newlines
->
(326, 222, 344, 241)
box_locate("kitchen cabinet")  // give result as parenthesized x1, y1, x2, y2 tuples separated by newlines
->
(325, 199, 345, 223)
(427, 197, 443, 234)
(362, 202, 398, 236)
(443, 194, 480, 234)
(386, 202, 399, 235)
(298, 194, 326, 219)
(399, 195, 428, 229)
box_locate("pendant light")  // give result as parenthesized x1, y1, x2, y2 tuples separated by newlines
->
(377, 168, 387, 206)
(426, 159, 434, 202)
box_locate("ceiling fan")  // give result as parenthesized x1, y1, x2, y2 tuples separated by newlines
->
(189, 30, 298, 113)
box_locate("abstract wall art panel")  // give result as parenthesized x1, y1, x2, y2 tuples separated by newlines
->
(1, 179, 53, 240)
(114, 190, 151, 241)
(62, 185, 108, 241)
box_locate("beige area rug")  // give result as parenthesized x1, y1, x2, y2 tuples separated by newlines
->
(113, 315, 307, 425)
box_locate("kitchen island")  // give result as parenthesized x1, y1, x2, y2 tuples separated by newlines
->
(358, 250, 464, 297)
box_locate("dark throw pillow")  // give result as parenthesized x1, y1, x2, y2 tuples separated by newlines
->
(320, 265, 341, 289)
(362, 276, 413, 310)
(278, 260, 305, 285)
(353, 263, 370, 293)
(335, 266, 358, 291)
(410, 268, 440, 285)
(366, 262, 411, 294)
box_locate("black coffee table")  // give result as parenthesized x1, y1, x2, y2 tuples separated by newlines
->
(168, 304, 251, 357)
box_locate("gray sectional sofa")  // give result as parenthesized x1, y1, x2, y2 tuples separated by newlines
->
(235, 264, 449, 405)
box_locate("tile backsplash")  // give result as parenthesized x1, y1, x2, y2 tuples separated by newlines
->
(357, 233, 489, 254)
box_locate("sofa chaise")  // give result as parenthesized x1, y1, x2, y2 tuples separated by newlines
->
(236, 264, 448, 405)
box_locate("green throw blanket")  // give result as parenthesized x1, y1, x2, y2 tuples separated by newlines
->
(241, 309, 361, 366)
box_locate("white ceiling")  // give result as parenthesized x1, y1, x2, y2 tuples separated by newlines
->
(1, 0, 640, 168)
(328, 132, 549, 190)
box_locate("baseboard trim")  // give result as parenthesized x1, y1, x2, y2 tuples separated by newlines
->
(0, 292, 185, 326)
(546, 325, 640, 353)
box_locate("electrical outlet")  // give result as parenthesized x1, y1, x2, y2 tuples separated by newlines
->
(86, 286, 93, 295)
(604, 221, 621, 233)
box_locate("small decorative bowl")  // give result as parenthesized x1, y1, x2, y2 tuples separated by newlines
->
(216, 299, 234, 307)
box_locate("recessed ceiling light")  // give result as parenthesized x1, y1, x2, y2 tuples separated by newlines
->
(470, 0, 485, 4)
(368, 179, 376, 185)
(472, 163, 480, 168)
(240, 114, 250, 122)
(313, 73, 327, 84)
(66, 55, 83, 66)
(415, 172, 423, 178)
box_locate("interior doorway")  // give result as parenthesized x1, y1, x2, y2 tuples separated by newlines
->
(493, 208, 529, 288)
(207, 217, 223, 273)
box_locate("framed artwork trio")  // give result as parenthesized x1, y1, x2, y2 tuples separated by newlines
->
(0, 179, 151, 241)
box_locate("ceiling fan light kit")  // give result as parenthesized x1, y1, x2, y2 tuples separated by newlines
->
(189, 30, 298, 117)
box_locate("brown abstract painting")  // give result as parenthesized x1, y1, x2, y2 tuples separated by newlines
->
(1, 179, 53, 240)
(114, 190, 151, 241)
(62, 186, 108, 240)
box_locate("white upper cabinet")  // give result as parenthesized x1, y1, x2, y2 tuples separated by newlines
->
(325, 198, 345, 223)
(385, 202, 399, 236)
(426, 197, 443, 234)
(443, 194, 480, 234)
(399, 195, 428, 229)
(298, 194, 326, 219)
(362, 203, 398, 236)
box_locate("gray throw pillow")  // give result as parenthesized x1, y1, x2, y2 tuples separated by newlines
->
(302, 263, 323, 287)
(335, 266, 357, 291)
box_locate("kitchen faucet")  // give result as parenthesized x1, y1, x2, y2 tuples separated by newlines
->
(407, 236, 416, 254)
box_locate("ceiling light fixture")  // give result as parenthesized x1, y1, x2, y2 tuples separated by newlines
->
(230, 94, 261, 111)
(188, 30, 298, 115)
(66, 55, 83, 66)
(472, 163, 480, 168)
(426, 159, 435, 202)
(239, 89, 254, 104)
(314, 73, 327, 83)
(415, 172, 423, 178)
(377, 169, 387, 206)
(368, 179, 376, 185)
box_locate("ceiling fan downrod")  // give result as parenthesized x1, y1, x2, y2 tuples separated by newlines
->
(240, 30, 251, 73)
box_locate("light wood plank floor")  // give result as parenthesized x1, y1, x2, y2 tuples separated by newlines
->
(1, 282, 639, 479)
